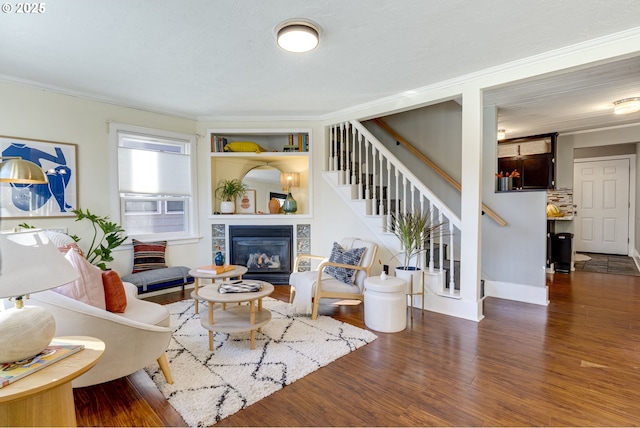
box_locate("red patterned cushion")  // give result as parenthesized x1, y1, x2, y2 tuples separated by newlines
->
(132, 239, 167, 273)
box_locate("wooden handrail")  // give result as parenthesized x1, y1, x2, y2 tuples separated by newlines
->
(372, 118, 507, 227)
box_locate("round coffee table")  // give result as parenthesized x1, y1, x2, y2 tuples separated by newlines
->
(193, 281, 274, 351)
(189, 265, 248, 314)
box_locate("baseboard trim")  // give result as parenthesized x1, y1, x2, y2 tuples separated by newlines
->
(484, 280, 549, 306)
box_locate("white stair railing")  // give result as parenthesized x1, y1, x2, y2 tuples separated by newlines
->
(328, 120, 462, 297)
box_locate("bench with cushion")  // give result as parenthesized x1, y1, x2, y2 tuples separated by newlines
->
(122, 265, 194, 294)
(121, 239, 194, 294)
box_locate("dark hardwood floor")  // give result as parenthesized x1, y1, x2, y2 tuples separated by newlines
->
(74, 271, 640, 426)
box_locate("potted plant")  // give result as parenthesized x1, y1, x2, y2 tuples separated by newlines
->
(390, 209, 447, 294)
(214, 178, 247, 214)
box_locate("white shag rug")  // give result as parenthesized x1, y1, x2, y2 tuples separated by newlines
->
(144, 297, 377, 427)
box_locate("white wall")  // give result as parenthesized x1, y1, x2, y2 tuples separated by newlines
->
(481, 106, 548, 303)
(0, 82, 199, 276)
(556, 123, 640, 253)
(362, 101, 463, 216)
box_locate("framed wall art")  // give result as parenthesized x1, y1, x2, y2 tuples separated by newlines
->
(235, 189, 256, 214)
(0, 135, 78, 218)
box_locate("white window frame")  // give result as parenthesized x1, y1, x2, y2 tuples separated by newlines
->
(109, 122, 199, 243)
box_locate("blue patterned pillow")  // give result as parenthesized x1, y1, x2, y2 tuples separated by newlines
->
(324, 242, 366, 285)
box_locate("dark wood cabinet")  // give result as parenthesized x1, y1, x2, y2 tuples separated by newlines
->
(497, 133, 557, 190)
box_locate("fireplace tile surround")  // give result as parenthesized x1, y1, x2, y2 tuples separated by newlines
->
(211, 223, 311, 285)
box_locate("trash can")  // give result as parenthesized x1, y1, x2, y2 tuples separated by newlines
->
(552, 233, 573, 273)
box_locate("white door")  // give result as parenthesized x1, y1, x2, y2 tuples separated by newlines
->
(574, 158, 630, 255)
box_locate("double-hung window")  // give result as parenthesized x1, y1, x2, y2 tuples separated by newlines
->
(110, 123, 197, 241)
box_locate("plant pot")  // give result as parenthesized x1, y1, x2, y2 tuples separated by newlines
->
(220, 201, 235, 214)
(395, 267, 423, 294)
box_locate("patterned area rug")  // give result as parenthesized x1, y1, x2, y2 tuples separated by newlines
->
(144, 297, 377, 427)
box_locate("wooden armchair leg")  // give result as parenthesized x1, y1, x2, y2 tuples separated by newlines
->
(289, 285, 296, 303)
(157, 353, 173, 384)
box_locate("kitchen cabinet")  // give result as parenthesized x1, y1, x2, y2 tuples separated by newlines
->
(497, 133, 557, 190)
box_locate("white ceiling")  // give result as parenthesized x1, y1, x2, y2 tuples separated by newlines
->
(1, 0, 640, 138)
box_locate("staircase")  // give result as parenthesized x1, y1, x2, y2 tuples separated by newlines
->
(323, 120, 463, 301)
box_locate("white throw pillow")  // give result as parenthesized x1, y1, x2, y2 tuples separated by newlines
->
(53, 248, 106, 310)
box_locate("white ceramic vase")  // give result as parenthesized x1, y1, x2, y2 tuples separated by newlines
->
(395, 267, 423, 294)
(220, 200, 235, 214)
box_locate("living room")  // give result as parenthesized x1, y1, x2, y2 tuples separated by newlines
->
(1, 2, 640, 426)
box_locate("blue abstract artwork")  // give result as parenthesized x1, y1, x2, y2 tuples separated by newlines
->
(1, 136, 77, 218)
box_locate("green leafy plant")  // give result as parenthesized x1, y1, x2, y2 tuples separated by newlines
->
(390, 209, 447, 270)
(19, 208, 127, 270)
(214, 178, 247, 201)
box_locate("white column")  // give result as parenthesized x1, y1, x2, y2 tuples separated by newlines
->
(460, 86, 483, 317)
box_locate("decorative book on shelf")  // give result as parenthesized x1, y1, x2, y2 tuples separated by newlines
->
(196, 264, 236, 275)
(0, 342, 84, 389)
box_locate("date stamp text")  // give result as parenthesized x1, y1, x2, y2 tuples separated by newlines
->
(2, 3, 46, 13)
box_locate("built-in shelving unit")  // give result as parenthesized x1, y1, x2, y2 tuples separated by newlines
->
(207, 128, 312, 219)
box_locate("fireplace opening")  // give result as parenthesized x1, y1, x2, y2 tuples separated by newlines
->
(229, 225, 293, 285)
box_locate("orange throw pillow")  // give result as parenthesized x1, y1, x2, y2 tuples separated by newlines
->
(102, 270, 127, 313)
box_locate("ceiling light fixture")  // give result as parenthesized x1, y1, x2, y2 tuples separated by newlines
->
(276, 21, 319, 53)
(497, 129, 506, 140)
(613, 97, 640, 115)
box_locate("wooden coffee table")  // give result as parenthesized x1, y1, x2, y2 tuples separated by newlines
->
(192, 281, 274, 351)
(189, 265, 248, 314)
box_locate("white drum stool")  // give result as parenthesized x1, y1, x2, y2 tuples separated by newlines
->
(364, 276, 407, 333)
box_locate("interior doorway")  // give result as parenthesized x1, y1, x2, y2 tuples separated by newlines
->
(573, 157, 633, 256)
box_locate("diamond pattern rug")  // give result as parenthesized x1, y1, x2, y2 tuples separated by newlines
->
(144, 297, 377, 427)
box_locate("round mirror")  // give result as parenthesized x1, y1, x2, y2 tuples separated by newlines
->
(242, 166, 283, 213)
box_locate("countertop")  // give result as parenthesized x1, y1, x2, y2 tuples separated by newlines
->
(547, 216, 574, 221)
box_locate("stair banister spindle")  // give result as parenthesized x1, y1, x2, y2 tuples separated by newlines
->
(427, 200, 434, 272)
(364, 137, 370, 206)
(350, 125, 357, 185)
(379, 153, 385, 216)
(331, 124, 337, 171)
(394, 167, 399, 233)
(386, 159, 392, 229)
(357, 132, 364, 200)
(339, 122, 346, 184)
(371, 147, 378, 212)
(439, 211, 445, 290)
(344, 124, 351, 185)
(448, 221, 455, 295)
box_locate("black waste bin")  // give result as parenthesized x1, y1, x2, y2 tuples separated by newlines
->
(552, 233, 573, 273)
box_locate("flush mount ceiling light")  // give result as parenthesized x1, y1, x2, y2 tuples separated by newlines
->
(497, 129, 506, 140)
(276, 21, 319, 53)
(613, 97, 640, 115)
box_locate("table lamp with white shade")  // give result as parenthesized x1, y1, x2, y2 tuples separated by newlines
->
(0, 229, 80, 363)
(0, 155, 79, 363)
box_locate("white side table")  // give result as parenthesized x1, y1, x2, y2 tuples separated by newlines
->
(364, 276, 407, 333)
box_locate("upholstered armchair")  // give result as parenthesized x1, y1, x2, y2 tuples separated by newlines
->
(28, 281, 173, 388)
(289, 237, 378, 319)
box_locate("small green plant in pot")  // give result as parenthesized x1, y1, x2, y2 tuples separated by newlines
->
(390, 209, 447, 293)
(214, 178, 247, 214)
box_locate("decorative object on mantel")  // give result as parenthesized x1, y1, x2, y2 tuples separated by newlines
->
(0, 229, 80, 363)
(268, 197, 280, 214)
(144, 297, 376, 427)
(280, 172, 300, 214)
(215, 178, 247, 214)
